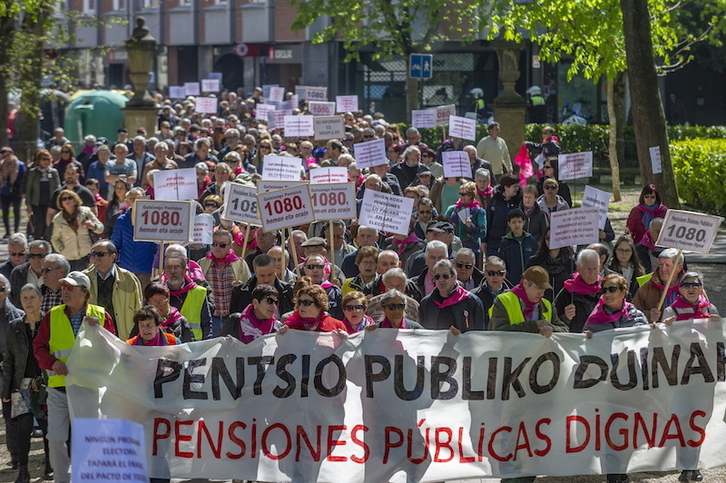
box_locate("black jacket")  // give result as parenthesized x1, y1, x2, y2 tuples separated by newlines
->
(418, 290, 485, 331)
(554, 286, 600, 333)
(229, 276, 295, 316)
(9, 262, 32, 308)
(2, 314, 42, 399)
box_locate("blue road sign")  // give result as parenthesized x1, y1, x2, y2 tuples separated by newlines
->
(409, 54, 433, 79)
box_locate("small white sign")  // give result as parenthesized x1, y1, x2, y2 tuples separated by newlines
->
(201, 79, 220, 92)
(283, 115, 315, 137)
(309, 101, 336, 117)
(313, 116, 345, 140)
(261, 155, 303, 181)
(195, 96, 218, 114)
(448, 115, 477, 141)
(581, 185, 610, 230)
(305, 86, 328, 102)
(359, 190, 415, 236)
(411, 109, 436, 129)
(153, 168, 197, 201)
(269, 110, 291, 130)
(222, 182, 261, 226)
(435, 104, 457, 127)
(72, 419, 148, 483)
(309, 182, 357, 221)
(558, 151, 594, 181)
(310, 167, 348, 184)
(258, 180, 308, 193)
(184, 82, 200, 96)
(169, 86, 184, 99)
(336, 95, 359, 113)
(262, 84, 278, 99)
(549, 208, 600, 249)
(269, 86, 285, 103)
(257, 185, 315, 232)
(442, 151, 472, 178)
(294, 85, 307, 100)
(656, 209, 723, 253)
(649, 146, 662, 174)
(133, 200, 194, 242)
(255, 103, 275, 122)
(192, 214, 214, 244)
(354, 138, 387, 169)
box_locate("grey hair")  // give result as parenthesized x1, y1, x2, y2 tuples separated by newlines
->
(433, 259, 456, 277)
(194, 137, 211, 149)
(455, 247, 475, 262)
(679, 271, 703, 285)
(29, 239, 52, 253)
(425, 240, 448, 256)
(195, 162, 209, 173)
(576, 248, 600, 267)
(402, 145, 420, 160)
(382, 267, 406, 285)
(20, 283, 42, 298)
(165, 251, 187, 268)
(46, 253, 70, 276)
(474, 168, 490, 181)
(379, 289, 407, 307)
(8, 233, 27, 248)
(659, 248, 683, 266)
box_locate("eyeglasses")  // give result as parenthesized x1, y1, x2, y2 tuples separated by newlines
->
(643, 194, 656, 199)
(487, 270, 506, 277)
(39, 157, 51, 161)
(601, 286, 620, 294)
(384, 303, 406, 311)
(40, 267, 60, 274)
(60, 282, 77, 291)
(297, 299, 315, 307)
(205, 203, 220, 208)
(28, 253, 46, 259)
(682, 282, 703, 288)
(0, 150, 9, 155)
(422, 153, 433, 158)
(89, 252, 110, 258)
(345, 304, 365, 311)
(615, 248, 633, 254)
(260, 146, 271, 150)
(418, 210, 432, 215)
(0, 286, 7, 292)
(9, 252, 26, 257)
(60, 196, 74, 202)
(305, 264, 324, 270)
(211, 242, 228, 248)
(363, 135, 374, 139)
(458, 192, 470, 197)
(433, 274, 451, 280)
(61, 150, 71, 154)
(544, 185, 557, 191)
(265, 297, 280, 305)
(456, 262, 473, 270)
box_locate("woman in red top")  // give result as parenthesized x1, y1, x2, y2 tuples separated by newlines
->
(126, 306, 179, 346)
(626, 184, 668, 245)
(278, 277, 347, 335)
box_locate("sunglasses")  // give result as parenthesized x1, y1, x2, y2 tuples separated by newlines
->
(260, 146, 272, 150)
(644, 194, 656, 199)
(60, 196, 74, 202)
(682, 282, 703, 288)
(28, 253, 46, 259)
(418, 210, 432, 215)
(384, 303, 406, 311)
(433, 274, 451, 281)
(543, 165, 553, 169)
(297, 299, 315, 307)
(265, 297, 280, 305)
(61, 150, 71, 154)
(456, 262, 473, 270)
(422, 153, 433, 158)
(88, 252, 109, 258)
(544, 185, 557, 191)
(9, 252, 26, 257)
(205, 203, 220, 208)
(60, 282, 78, 291)
(487, 270, 506, 277)
(211, 242, 228, 248)
(458, 192, 470, 197)
(306, 264, 324, 270)
(601, 286, 620, 294)
(40, 267, 59, 274)
(0, 150, 9, 155)
(345, 304, 365, 311)
(363, 135, 374, 139)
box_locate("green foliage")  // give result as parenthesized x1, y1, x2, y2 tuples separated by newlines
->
(671, 139, 726, 214)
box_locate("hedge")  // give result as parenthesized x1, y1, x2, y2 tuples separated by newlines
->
(671, 139, 726, 214)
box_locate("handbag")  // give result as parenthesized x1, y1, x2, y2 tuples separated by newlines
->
(10, 378, 32, 419)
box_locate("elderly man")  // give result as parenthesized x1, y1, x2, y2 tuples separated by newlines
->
(341, 225, 379, 278)
(476, 121, 512, 181)
(268, 246, 296, 284)
(366, 268, 420, 322)
(33, 271, 115, 483)
(324, 220, 355, 269)
(40, 253, 70, 314)
(10, 240, 51, 306)
(127, 136, 155, 186)
(405, 221, 457, 277)
(244, 230, 279, 272)
(299, 237, 345, 286)
(106, 143, 138, 186)
(86, 144, 112, 196)
(419, 259, 484, 332)
(82, 240, 142, 340)
(141, 142, 179, 190)
(634, 248, 685, 323)
(164, 252, 214, 340)
(554, 249, 602, 333)
(363, 250, 402, 297)
(230, 254, 295, 316)
(463, 144, 494, 182)
(0, 233, 28, 280)
(471, 256, 512, 327)
(182, 137, 218, 170)
(409, 240, 449, 301)
(454, 248, 483, 290)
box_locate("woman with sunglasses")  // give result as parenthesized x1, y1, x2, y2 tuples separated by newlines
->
(340, 291, 375, 333)
(536, 157, 571, 207)
(536, 178, 569, 223)
(50, 190, 104, 271)
(278, 277, 347, 334)
(220, 284, 282, 343)
(445, 181, 487, 261)
(626, 184, 668, 245)
(368, 289, 423, 330)
(663, 272, 720, 324)
(252, 140, 274, 172)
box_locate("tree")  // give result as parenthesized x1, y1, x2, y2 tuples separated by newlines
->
(288, 0, 481, 120)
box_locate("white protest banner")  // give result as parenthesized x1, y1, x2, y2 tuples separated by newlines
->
(353, 138, 386, 169)
(448, 115, 477, 141)
(305, 86, 328, 102)
(69, 322, 726, 482)
(655, 209, 724, 253)
(359, 190, 414, 235)
(201, 79, 220, 92)
(153, 168, 197, 201)
(71, 418, 148, 483)
(549, 207, 600, 249)
(291, 94, 299, 108)
(222, 182, 261, 225)
(283, 115, 314, 137)
(581, 185, 611, 230)
(192, 214, 214, 244)
(411, 109, 436, 129)
(649, 146, 662, 174)
(309, 167, 348, 184)
(313, 116, 345, 140)
(336, 95, 358, 113)
(261, 84, 278, 99)
(195, 96, 218, 114)
(257, 180, 307, 193)
(435, 104, 457, 126)
(169, 86, 185, 99)
(269, 110, 290, 130)
(184, 82, 200, 96)
(558, 151, 593, 180)
(309, 182, 356, 220)
(309, 101, 336, 117)
(278, 99, 293, 111)
(294, 85, 307, 100)
(269, 86, 285, 103)
(133, 200, 194, 242)
(442, 151, 472, 178)
(261, 155, 302, 181)
(257, 184, 314, 231)
(255, 103, 275, 122)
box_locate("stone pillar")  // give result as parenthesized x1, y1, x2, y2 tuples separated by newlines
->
(491, 40, 527, 160)
(122, 17, 158, 135)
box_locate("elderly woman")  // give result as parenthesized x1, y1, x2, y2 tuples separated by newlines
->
(445, 180, 487, 258)
(473, 168, 493, 207)
(342, 246, 379, 295)
(340, 291, 375, 333)
(278, 277, 347, 334)
(663, 272, 720, 324)
(126, 306, 179, 346)
(369, 289, 423, 329)
(220, 284, 282, 343)
(51, 190, 104, 271)
(391, 145, 421, 189)
(607, 235, 646, 299)
(536, 177, 570, 223)
(555, 249, 602, 333)
(195, 162, 211, 199)
(627, 184, 668, 245)
(25, 149, 60, 241)
(143, 283, 195, 342)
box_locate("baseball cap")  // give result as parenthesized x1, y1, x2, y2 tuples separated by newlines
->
(417, 164, 431, 175)
(59, 271, 91, 290)
(429, 221, 454, 234)
(522, 266, 552, 290)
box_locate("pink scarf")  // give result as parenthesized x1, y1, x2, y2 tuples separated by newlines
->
(392, 233, 420, 255)
(234, 228, 259, 250)
(586, 298, 632, 325)
(238, 304, 278, 343)
(564, 273, 601, 295)
(205, 248, 240, 268)
(454, 199, 482, 209)
(511, 283, 537, 319)
(477, 184, 494, 197)
(669, 294, 711, 320)
(133, 330, 165, 346)
(639, 232, 658, 250)
(433, 285, 470, 309)
(380, 317, 407, 329)
(161, 306, 183, 329)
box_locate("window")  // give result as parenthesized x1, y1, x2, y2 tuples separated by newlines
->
(113, 0, 125, 10)
(83, 0, 95, 14)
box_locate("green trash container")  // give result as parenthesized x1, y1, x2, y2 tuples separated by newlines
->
(64, 90, 128, 149)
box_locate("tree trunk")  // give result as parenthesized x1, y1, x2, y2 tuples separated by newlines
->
(620, 0, 679, 208)
(606, 71, 626, 202)
(405, 68, 420, 124)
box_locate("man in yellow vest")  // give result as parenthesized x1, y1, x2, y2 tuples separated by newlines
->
(32, 271, 115, 483)
(164, 252, 214, 340)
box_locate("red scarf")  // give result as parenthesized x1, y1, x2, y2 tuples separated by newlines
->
(392, 233, 420, 255)
(564, 273, 601, 295)
(205, 248, 240, 268)
(510, 283, 537, 319)
(285, 311, 328, 331)
(454, 199, 482, 210)
(669, 294, 712, 320)
(433, 285, 470, 309)
(586, 298, 633, 325)
(380, 317, 407, 329)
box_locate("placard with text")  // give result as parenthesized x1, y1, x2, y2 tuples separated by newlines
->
(256, 185, 315, 232)
(558, 151, 593, 181)
(309, 183, 356, 221)
(132, 200, 194, 242)
(656, 209, 723, 253)
(222, 182, 261, 226)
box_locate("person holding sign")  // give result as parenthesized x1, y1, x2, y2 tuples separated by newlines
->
(278, 278, 347, 335)
(626, 184, 668, 245)
(445, 181, 487, 260)
(554, 249, 602, 333)
(662, 272, 720, 325)
(584, 274, 648, 336)
(369, 289, 423, 330)
(536, 158, 572, 208)
(340, 291, 375, 333)
(633, 249, 685, 323)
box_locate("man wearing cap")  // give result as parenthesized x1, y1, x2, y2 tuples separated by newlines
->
(300, 237, 346, 287)
(490, 265, 568, 334)
(33, 271, 116, 483)
(405, 221, 457, 278)
(415, 164, 434, 189)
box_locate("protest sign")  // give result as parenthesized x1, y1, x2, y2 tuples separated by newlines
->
(581, 185, 611, 230)
(222, 182, 261, 225)
(309, 167, 348, 184)
(649, 146, 662, 174)
(283, 115, 314, 137)
(435, 104, 457, 126)
(269, 110, 290, 130)
(201, 79, 220, 92)
(184, 82, 200, 96)
(314, 116, 345, 140)
(255, 103, 275, 122)
(549, 207, 600, 249)
(192, 214, 214, 244)
(269, 86, 285, 103)
(256, 184, 314, 231)
(448, 115, 477, 141)
(169, 86, 184, 99)
(294, 85, 307, 100)
(262, 84, 278, 99)
(309, 101, 336, 116)
(656, 209, 723, 253)
(195, 97, 218, 114)
(257, 180, 307, 193)
(309, 182, 356, 220)
(133, 200, 194, 242)
(558, 152, 593, 180)
(353, 138, 386, 169)
(305, 86, 328, 102)
(359, 190, 414, 236)
(336, 95, 358, 113)
(69, 321, 726, 482)
(442, 151, 472, 179)
(411, 109, 436, 128)
(153, 168, 197, 201)
(71, 419, 148, 483)
(261, 155, 302, 181)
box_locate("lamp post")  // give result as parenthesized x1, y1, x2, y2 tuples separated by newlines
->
(122, 17, 158, 134)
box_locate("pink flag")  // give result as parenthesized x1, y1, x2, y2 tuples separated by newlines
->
(513, 144, 534, 187)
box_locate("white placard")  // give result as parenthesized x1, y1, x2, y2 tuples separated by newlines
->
(222, 182, 261, 225)
(411, 109, 436, 129)
(283, 115, 315, 137)
(261, 155, 303, 181)
(257, 180, 307, 193)
(649, 146, 662, 174)
(309, 167, 348, 184)
(655, 209, 723, 253)
(192, 214, 214, 244)
(353, 138, 386, 169)
(257, 185, 315, 232)
(294, 85, 307, 100)
(309, 182, 357, 221)
(581, 185, 611, 230)
(195, 96, 218, 114)
(169, 86, 184, 99)
(262, 84, 278, 99)
(558, 151, 594, 181)
(313, 116, 345, 140)
(269, 86, 285, 103)
(269, 110, 290, 130)
(278, 99, 292, 110)
(305, 86, 328, 102)
(435, 104, 457, 126)
(309, 101, 336, 116)
(442, 151, 472, 178)
(359, 190, 415, 236)
(184, 82, 200, 96)
(549, 208, 600, 249)
(448, 115, 477, 141)
(255, 103, 275, 122)
(72, 419, 148, 483)
(336, 95, 358, 113)
(133, 200, 194, 242)
(152, 168, 197, 201)
(201, 79, 220, 92)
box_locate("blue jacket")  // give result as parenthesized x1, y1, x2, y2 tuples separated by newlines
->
(498, 231, 538, 283)
(486, 186, 522, 253)
(0, 162, 25, 197)
(110, 210, 158, 274)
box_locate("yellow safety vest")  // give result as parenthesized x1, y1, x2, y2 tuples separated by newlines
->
(48, 304, 107, 388)
(497, 291, 552, 325)
(179, 285, 207, 340)
(637, 272, 653, 287)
